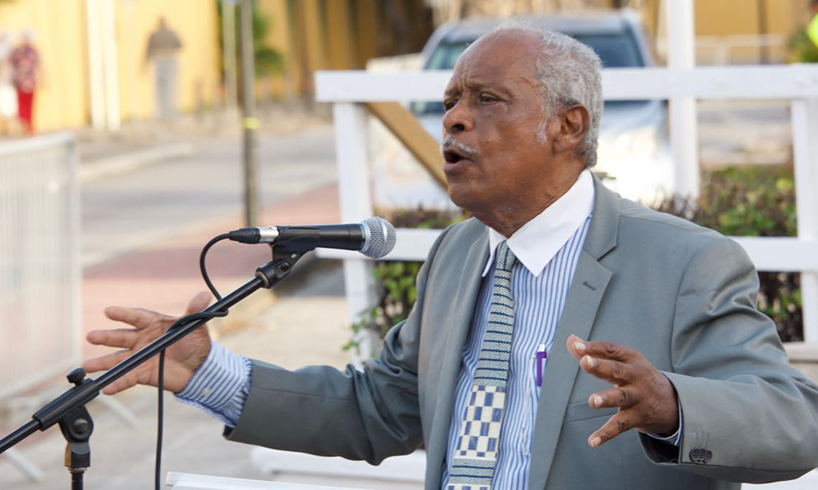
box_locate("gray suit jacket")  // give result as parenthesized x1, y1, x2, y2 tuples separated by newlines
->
(227, 178, 818, 489)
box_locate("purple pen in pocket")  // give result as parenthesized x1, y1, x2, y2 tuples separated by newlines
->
(535, 343, 547, 387)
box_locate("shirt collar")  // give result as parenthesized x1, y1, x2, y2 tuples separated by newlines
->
(482, 170, 595, 277)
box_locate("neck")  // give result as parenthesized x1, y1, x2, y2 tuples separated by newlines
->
(476, 168, 583, 237)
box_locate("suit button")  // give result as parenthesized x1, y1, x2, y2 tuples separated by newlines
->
(703, 450, 713, 463)
(689, 448, 702, 462)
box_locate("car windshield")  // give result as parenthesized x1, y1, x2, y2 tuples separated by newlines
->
(413, 30, 645, 115)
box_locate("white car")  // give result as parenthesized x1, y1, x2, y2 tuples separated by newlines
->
(371, 11, 672, 210)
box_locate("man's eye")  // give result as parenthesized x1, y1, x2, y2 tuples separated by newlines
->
(443, 100, 457, 110)
(480, 95, 498, 103)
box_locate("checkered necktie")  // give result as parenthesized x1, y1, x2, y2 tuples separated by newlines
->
(447, 241, 517, 490)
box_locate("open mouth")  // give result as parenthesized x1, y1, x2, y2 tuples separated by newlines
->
(443, 149, 465, 164)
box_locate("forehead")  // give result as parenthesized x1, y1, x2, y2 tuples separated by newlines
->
(447, 32, 542, 91)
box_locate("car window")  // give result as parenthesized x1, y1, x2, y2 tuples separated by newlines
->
(572, 32, 644, 68)
(412, 29, 646, 115)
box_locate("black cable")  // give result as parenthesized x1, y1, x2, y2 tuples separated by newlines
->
(156, 351, 165, 490)
(199, 234, 230, 301)
(154, 234, 231, 490)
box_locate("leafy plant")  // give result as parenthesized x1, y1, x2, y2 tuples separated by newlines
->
(788, 28, 818, 64)
(343, 208, 464, 353)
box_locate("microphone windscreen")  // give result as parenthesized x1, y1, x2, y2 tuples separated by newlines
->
(360, 217, 396, 258)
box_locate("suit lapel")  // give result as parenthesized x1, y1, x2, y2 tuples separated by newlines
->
(526, 253, 612, 489)
(424, 225, 489, 490)
(527, 177, 620, 489)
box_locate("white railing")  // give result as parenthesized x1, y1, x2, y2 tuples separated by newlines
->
(314, 65, 818, 343)
(0, 132, 81, 399)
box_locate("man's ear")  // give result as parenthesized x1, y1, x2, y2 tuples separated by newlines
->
(553, 105, 590, 156)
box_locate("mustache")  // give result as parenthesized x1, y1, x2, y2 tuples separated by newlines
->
(440, 137, 479, 159)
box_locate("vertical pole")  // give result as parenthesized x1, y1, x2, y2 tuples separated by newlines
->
(333, 103, 377, 363)
(101, 0, 120, 131)
(665, 0, 700, 199)
(792, 98, 818, 343)
(67, 135, 82, 367)
(222, 0, 238, 109)
(85, 0, 105, 130)
(240, 0, 261, 226)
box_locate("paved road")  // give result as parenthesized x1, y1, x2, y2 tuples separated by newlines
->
(81, 125, 338, 267)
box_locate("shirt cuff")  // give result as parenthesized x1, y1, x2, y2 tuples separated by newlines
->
(175, 341, 252, 428)
(644, 402, 684, 446)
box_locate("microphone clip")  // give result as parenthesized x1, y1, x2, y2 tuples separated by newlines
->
(255, 247, 304, 289)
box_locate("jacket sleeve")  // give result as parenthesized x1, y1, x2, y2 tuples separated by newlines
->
(640, 237, 818, 483)
(225, 226, 452, 464)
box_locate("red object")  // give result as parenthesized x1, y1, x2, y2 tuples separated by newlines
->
(16, 89, 34, 134)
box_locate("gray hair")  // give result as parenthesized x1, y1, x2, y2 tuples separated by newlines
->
(486, 21, 603, 167)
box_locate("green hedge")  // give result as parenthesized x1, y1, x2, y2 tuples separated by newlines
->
(346, 166, 801, 353)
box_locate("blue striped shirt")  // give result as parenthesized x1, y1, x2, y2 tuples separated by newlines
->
(440, 215, 593, 489)
(176, 341, 251, 426)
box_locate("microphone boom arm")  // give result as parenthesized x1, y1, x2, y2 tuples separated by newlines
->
(0, 249, 304, 487)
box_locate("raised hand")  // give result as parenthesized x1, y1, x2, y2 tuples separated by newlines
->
(566, 334, 679, 448)
(82, 292, 213, 395)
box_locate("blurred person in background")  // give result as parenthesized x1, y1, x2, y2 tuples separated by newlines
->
(8, 30, 40, 135)
(144, 17, 183, 121)
(0, 32, 17, 135)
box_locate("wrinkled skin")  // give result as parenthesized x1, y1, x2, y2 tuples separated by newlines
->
(440, 30, 587, 237)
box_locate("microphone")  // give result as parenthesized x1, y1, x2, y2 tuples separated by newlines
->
(227, 217, 396, 258)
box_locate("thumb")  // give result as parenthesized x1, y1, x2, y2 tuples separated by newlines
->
(185, 291, 212, 316)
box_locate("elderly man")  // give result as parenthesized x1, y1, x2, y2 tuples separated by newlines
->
(83, 25, 818, 489)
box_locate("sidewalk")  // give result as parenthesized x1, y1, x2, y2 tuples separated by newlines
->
(0, 179, 371, 489)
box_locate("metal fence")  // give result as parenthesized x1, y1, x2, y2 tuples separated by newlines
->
(0, 132, 81, 400)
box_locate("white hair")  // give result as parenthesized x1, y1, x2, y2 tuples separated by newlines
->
(486, 21, 603, 167)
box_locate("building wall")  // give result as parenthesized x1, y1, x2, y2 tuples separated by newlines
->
(694, 0, 798, 37)
(256, 0, 433, 99)
(0, 0, 220, 130)
(115, 0, 221, 122)
(0, 0, 89, 131)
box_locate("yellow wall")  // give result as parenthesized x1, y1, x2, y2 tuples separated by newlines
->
(694, 0, 798, 37)
(0, 0, 89, 131)
(0, 0, 220, 129)
(115, 0, 221, 121)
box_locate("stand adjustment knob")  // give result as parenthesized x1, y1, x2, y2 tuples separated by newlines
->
(67, 368, 86, 386)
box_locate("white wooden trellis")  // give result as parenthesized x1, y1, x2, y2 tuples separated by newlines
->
(315, 64, 818, 344)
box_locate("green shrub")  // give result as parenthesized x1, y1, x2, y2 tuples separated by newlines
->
(344, 208, 464, 353)
(348, 166, 802, 353)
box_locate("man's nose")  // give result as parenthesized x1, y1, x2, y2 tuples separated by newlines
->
(442, 100, 472, 135)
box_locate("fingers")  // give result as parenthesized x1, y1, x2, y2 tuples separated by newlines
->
(104, 306, 171, 329)
(86, 328, 139, 349)
(566, 334, 636, 362)
(580, 356, 634, 385)
(185, 291, 212, 316)
(101, 372, 141, 395)
(588, 386, 638, 410)
(588, 412, 636, 448)
(82, 349, 132, 374)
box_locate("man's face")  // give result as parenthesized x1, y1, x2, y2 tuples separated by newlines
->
(441, 32, 558, 219)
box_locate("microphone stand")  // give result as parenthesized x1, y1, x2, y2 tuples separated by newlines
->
(0, 247, 304, 489)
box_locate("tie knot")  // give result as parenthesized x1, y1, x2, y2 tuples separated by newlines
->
(495, 241, 517, 272)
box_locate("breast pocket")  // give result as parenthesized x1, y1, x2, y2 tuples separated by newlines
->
(564, 401, 618, 423)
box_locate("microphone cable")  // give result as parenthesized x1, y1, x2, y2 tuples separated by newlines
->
(153, 234, 231, 490)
